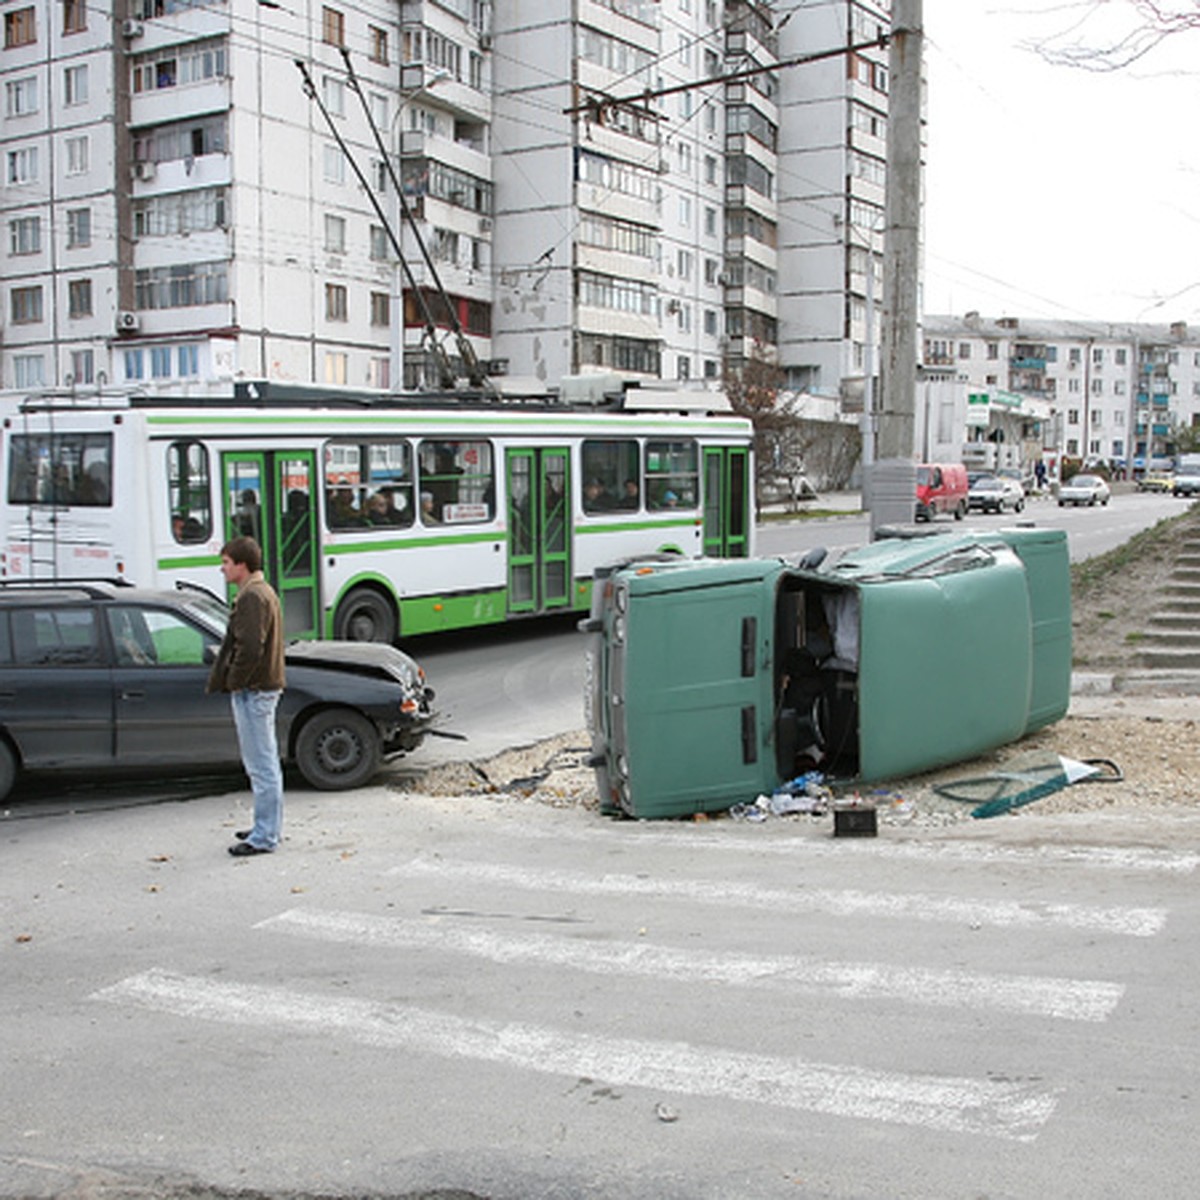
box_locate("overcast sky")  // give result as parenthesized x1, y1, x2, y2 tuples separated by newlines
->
(921, 0, 1200, 326)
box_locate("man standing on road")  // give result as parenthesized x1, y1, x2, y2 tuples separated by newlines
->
(207, 535, 286, 858)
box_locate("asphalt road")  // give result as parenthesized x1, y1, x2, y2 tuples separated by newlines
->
(5, 771, 1200, 1199)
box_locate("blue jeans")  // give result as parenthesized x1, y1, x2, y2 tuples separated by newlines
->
(230, 689, 284, 850)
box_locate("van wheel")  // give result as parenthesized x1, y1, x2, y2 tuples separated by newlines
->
(334, 587, 397, 644)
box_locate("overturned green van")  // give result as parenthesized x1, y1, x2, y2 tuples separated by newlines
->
(582, 526, 1071, 819)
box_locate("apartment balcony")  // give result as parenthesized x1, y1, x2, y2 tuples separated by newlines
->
(1010, 355, 1046, 371)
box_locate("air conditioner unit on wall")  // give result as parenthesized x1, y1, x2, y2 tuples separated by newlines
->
(132, 161, 155, 182)
(116, 311, 141, 333)
(122, 19, 144, 38)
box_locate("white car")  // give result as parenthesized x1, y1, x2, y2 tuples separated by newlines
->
(968, 474, 1025, 514)
(1058, 473, 1111, 507)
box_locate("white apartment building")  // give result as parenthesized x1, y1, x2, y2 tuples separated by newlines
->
(0, 0, 903, 413)
(0, 0, 496, 396)
(775, 0, 890, 405)
(923, 313, 1200, 474)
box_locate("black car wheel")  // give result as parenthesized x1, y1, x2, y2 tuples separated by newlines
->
(334, 587, 397, 644)
(0, 739, 16, 803)
(295, 709, 381, 790)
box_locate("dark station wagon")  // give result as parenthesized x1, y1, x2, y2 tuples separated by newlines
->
(0, 584, 438, 803)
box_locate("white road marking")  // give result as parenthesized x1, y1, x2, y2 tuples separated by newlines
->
(93, 969, 1059, 1142)
(390, 859, 1168, 938)
(514, 824, 1200, 875)
(259, 908, 1124, 1022)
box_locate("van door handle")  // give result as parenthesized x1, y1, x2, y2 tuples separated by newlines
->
(741, 705, 757, 764)
(740, 616, 756, 677)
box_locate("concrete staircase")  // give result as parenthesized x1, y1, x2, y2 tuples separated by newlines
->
(1136, 532, 1200, 674)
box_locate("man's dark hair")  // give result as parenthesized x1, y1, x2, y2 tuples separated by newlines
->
(221, 535, 263, 573)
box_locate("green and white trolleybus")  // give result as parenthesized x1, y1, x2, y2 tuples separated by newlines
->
(1, 379, 753, 643)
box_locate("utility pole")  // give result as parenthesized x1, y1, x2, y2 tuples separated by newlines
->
(868, 0, 923, 534)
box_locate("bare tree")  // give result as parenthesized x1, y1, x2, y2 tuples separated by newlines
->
(1029, 1, 1200, 70)
(723, 346, 861, 514)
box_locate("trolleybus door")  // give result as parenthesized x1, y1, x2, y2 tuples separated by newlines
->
(702, 446, 751, 558)
(221, 451, 320, 639)
(505, 447, 571, 616)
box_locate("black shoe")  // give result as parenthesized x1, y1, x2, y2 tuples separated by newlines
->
(235, 829, 251, 840)
(228, 841, 271, 857)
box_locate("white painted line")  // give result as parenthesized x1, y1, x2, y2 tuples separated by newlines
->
(391, 859, 1168, 938)
(515, 825, 1200, 875)
(260, 908, 1124, 1022)
(93, 969, 1059, 1142)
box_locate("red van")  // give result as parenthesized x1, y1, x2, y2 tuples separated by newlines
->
(915, 463, 969, 521)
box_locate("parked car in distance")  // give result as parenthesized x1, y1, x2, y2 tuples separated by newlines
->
(968, 474, 1025, 514)
(1173, 469, 1200, 498)
(1058, 473, 1111, 507)
(0, 583, 439, 803)
(1137, 471, 1174, 493)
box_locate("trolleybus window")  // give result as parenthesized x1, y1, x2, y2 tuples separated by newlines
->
(581, 439, 639, 512)
(417, 439, 493, 524)
(167, 440, 212, 544)
(7, 432, 112, 507)
(322, 438, 414, 530)
(646, 439, 698, 508)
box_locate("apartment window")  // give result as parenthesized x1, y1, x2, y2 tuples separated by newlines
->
(1092, 347, 1103, 365)
(1091, 379, 1103, 396)
(678, 195, 691, 227)
(958, 342, 971, 359)
(65, 136, 88, 175)
(369, 91, 387, 130)
(178, 344, 199, 376)
(703, 309, 718, 336)
(124, 349, 144, 380)
(67, 278, 92, 317)
(325, 283, 347, 321)
(5, 77, 37, 117)
(1115, 347, 1127, 365)
(369, 224, 389, 260)
(987, 342, 999, 360)
(133, 187, 227, 237)
(62, 0, 86, 34)
(322, 76, 345, 117)
(324, 351, 347, 384)
(322, 6, 344, 47)
(134, 260, 228, 309)
(66, 208, 91, 247)
(324, 214, 346, 254)
(368, 357, 389, 389)
(676, 355, 690, 380)
(4, 7, 36, 48)
(11, 285, 43, 324)
(63, 64, 87, 105)
(6, 146, 38, 185)
(369, 25, 388, 64)
(151, 346, 172, 378)
(323, 144, 345, 184)
(704, 154, 717, 185)
(370, 291, 389, 326)
(677, 249, 693, 280)
(70, 348, 94, 384)
(704, 206, 716, 237)
(9, 216, 39, 255)
(1067, 409, 1080, 425)
(13, 353, 44, 387)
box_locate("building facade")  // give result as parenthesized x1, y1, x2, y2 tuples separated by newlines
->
(923, 313, 1200, 475)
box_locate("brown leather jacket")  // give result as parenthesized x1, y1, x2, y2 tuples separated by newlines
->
(206, 573, 286, 693)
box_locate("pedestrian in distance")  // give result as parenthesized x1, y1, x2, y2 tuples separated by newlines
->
(206, 535, 286, 857)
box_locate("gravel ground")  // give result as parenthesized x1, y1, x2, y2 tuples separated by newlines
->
(397, 506, 1200, 830)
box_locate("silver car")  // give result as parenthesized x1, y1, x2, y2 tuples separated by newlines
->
(1058, 474, 1111, 507)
